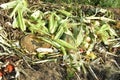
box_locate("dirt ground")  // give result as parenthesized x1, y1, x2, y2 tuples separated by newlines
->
(0, 1, 67, 80)
(0, 0, 120, 80)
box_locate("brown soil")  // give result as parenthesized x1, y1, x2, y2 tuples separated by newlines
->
(0, 1, 120, 80)
(0, 0, 68, 80)
(19, 62, 67, 80)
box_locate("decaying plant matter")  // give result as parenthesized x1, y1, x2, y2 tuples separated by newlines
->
(0, 0, 120, 80)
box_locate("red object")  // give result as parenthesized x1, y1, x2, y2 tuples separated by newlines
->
(4, 64, 14, 73)
(79, 48, 84, 53)
(0, 72, 3, 77)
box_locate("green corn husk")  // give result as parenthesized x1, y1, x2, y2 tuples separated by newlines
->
(54, 26, 64, 39)
(17, 9, 26, 31)
(57, 9, 72, 17)
(49, 12, 59, 34)
(51, 20, 58, 34)
(12, 14, 19, 28)
(49, 13, 54, 33)
(76, 27, 84, 47)
(61, 46, 67, 58)
(54, 19, 68, 39)
(10, 1, 21, 18)
(38, 37, 61, 48)
(54, 39, 76, 50)
(10, 0, 27, 18)
(0, 1, 17, 9)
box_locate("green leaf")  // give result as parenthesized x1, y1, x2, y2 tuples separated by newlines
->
(10, 1, 21, 18)
(0, 1, 17, 9)
(54, 18, 69, 39)
(51, 20, 58, 34)
(61, 46, 67, 56)
(109, 28, 117, 36)
(38, 37, 61, 48)
(101, 31, 109, 44)
(57, 9, 72, 17)
(54, 26, 64, 39)
(49, 13, 60, 34)
(17, 9, 26, 31)
(12, 15, 18, 28)
(28, 20, 49, 35)
(9, 0, 28, 18)
(98, 24, 109, 33)
(64, 25, 73, 37)
(49, 12, 55, 33)
(54, 39, 76, 49)
(76, 27, 84, 47)
(37, 20, 49, 34)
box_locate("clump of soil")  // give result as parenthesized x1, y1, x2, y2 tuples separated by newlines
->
(20, 62, 67, 80)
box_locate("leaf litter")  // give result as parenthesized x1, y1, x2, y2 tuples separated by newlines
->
(0, 0, 120, 80)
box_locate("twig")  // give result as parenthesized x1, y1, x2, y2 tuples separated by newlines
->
(85, 16, 115, 22)
(88, 65, 99, 80)
(33, 59, 57, 64)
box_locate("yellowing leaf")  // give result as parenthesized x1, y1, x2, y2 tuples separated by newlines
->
(87, 52, 97, 60)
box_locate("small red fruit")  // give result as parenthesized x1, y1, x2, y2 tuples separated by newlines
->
(4, 64, 14, 73)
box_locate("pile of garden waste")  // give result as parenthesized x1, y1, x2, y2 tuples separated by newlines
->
(0, 0, 120, 80)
